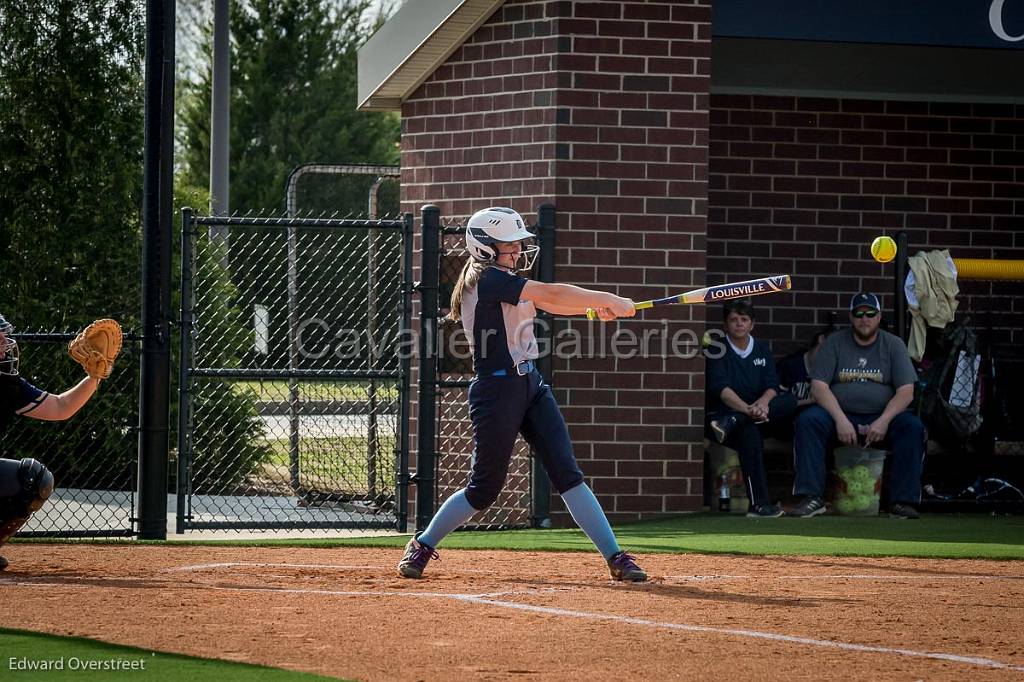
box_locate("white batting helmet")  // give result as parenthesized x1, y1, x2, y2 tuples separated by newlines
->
(0, 313, 19, 376)
(465, 207, 539, 271)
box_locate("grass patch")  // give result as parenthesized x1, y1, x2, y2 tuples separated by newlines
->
(0, 628, 344, 681)
(14, 515, 1024, 560)
(233, 380, 397, 402)
(188, 514, 1024, 560)
(262, 435, 395, 490)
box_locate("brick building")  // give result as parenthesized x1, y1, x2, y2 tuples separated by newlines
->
(358, 0, 1024, 526)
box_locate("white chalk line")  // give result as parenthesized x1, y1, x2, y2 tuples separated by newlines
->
(163, 562, 384, 573)
(0, 576, 566, 601)
(4, 565, 1023, 674)
(164, 562, 497, 574)
(467, 597, 1024, 673)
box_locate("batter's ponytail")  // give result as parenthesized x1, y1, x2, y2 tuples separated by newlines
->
(448, 258, 487, 322)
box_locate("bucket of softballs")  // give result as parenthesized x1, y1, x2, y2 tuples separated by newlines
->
(833, 446, 886, 516)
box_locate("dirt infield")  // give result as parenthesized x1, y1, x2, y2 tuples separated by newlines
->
(1, 544, 1022, 681)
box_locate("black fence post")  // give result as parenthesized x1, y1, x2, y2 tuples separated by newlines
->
(138, 0, 175, 540)
(531, 203, 556, 528)
(175, 208, 194, 535)
(415, 205, 441, 532)
(396, 212, 415, 532)
(895, 231, 909, 342)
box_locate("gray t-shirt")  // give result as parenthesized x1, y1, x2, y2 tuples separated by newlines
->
(811, 329, 917, 415)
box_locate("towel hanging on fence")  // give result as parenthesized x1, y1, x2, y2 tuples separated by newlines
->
(905, 250, 959, 362)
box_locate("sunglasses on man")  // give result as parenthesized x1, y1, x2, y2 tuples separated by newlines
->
(852, 309, 879, 318)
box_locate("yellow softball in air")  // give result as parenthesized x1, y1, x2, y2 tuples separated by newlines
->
(870, 236, 897, 263)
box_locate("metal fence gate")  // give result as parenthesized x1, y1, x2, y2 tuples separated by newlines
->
(8, 332, 139, 537)
(414, 204, 556, 531)
(177, 210, 413, 531)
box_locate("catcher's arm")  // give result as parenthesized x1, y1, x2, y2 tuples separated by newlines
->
(18, 377, 99, 421)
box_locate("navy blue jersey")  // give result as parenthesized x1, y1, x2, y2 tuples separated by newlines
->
(706, 337, 779, 412)
(459, 267, 538, 375)
(0, 375, 46, 430)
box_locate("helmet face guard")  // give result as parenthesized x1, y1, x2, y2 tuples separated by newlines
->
(510, 242, 540, 272)
(465, 207, 539, 272)
(0, 314, 19, 376)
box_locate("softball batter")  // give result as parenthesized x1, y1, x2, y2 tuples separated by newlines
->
(398, 207, 647, 582)
(0, 313, 120, 570)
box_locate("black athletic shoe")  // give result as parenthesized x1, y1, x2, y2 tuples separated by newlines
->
(788, 495, 827, 518)
(889, 503, 920, 520)
(746, 503, 785, 518)
(0, 555, 8, 571)
(710, 414, 737, 444)
(397, 538, 438, 579)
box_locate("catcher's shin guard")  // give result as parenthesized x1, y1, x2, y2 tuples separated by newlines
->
(0, 458, 54, 545)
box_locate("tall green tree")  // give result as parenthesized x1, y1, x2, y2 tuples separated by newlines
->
(0, 1, 144, 492)
(179, 0, 399, 213)
(0, 0, 144, 329)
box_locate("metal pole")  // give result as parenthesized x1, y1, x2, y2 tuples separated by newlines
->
(894, 231, 909, 341)
(366, 177, 386, 502)
(531, 204, 556, 528)
(396, 213, 414, 531)
(138, 0, 175, 540)
(176, 208, 194, 534)
(209, 0, 230, 222)
(287, 220, 301, 492)
(415, 205, 441, 531)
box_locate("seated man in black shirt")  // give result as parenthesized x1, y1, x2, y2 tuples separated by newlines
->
(706, 300, 798, 518)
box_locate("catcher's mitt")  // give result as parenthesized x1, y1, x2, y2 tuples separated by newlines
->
(68, 319, 123, 380)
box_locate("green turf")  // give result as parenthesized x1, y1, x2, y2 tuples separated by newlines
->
(263, 435, 395, 489)
(0, 628, 346, 681)
(14, 514, 1024, 559)
(299, 513, 1024, 559)
(19, 513, 1021, 560)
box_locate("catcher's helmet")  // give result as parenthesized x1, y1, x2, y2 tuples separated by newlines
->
(0, 313, 19, 376)
(465, 207, 539, 271)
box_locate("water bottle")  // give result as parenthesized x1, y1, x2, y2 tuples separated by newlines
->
(718, 473, 731, 512)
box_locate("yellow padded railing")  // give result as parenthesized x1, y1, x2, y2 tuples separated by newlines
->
(952, 258, 1024, 282)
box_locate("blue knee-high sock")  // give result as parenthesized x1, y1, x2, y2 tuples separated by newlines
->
(417, 489, 477, 549)
(561, 482, 620, 559)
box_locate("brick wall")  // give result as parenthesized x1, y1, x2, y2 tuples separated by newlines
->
(708, 96, 1024, 356)
(401, 0, 712, 525)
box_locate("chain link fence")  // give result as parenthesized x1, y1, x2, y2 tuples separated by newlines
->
(989, 344, 1024, 458)
(8, 332, 138, 537)
(178, 211, 413, 531)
